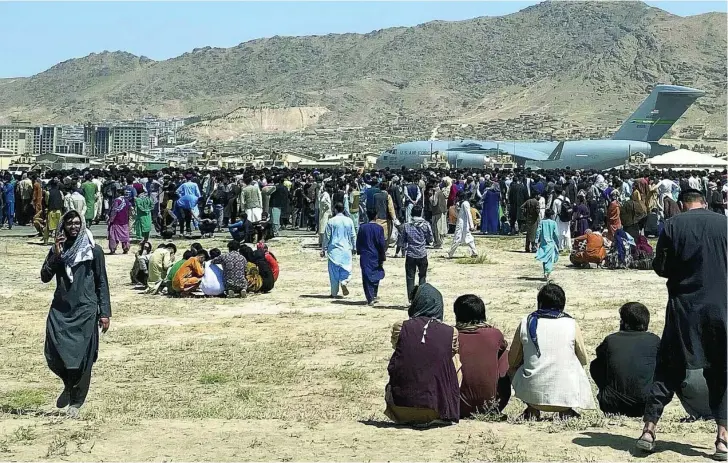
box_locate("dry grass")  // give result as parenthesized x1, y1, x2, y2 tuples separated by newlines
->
(0, 234, 714, 461)
(454, 254, 494, 265)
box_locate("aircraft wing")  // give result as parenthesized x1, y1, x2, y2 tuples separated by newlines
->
(450, 141, 552, 161)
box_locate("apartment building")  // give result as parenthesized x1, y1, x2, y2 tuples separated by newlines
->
(84, 125, 110, 155)
(0, 121, 35, 155)
(33, 126, 58, 155)
(110, 123, 148, 153)
(54, 125, 87, 155)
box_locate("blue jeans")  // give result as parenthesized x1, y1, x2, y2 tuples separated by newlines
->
(214, 204, 224, 229)
(350, 212, 359, 235)
(271, 207, 282, 236)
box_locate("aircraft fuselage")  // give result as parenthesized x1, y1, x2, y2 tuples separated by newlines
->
(375, 139, 652, 171)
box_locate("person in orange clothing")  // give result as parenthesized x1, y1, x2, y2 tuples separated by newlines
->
(570, 229, 608, 268)
(172, 250, 209, 296)
(32, 174, 43, 215)
(606, 190, 622, 241)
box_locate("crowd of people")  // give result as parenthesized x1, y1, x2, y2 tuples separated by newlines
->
(130, 239, 279, 298)
(382, 187, 726, 460)
(3, 167, 726, 281)
(21, 163, 727, 459)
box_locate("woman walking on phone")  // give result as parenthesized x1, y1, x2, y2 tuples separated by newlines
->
(41, 210, 111, 418)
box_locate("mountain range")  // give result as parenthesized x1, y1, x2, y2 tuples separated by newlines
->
(0, 0, 725, 139)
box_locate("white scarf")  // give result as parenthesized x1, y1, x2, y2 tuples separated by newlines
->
(63, 229, 96, 282)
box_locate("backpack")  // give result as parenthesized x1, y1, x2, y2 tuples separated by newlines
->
(558, 200, 573, 223)
(644, 212, 659, 237)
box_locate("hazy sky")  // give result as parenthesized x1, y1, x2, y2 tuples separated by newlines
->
(0, 1, 724, 78)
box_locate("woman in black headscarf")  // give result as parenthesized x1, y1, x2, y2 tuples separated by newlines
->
(384, 283, 461, 427)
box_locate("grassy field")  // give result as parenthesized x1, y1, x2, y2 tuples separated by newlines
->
(0, 234, 716, 461)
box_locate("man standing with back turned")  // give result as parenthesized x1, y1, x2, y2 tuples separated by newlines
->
(322, 202, 356, 298)
(636, 189, 727, 460)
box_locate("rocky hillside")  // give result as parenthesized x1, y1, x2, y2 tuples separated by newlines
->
(0, 1, 724, 136)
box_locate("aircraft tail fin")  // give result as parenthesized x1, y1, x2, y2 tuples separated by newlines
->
(611, 85, 705, 142)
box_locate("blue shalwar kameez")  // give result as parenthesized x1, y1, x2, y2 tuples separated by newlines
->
(324, 213, 357, 296)
(535, 218, 560, 277)
(356, 222, 387, 303)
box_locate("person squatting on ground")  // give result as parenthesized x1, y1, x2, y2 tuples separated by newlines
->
(210, 240, 249, 298)
(385, 283, 461, 427)
(455, 294, 512, 418)
(508, 283, 594, 420)
(130, 241, 153, 287)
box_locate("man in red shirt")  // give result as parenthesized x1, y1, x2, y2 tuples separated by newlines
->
(454, 294, 511, 418)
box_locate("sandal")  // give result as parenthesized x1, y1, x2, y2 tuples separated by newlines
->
(520, 406, 541, 421)
(558, 409, 581, 420)
(636, 428, 656, 453)
(712, 438, 728, 461)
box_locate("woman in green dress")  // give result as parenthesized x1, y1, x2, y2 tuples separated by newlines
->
(133, 185, 153, 242)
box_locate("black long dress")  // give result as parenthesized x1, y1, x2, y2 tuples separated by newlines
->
(646, 208, 727, 424)
(653, 209, 727, 370)
(41, 244, 111, 407)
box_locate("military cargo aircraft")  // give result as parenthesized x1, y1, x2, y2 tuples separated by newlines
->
(375, 85, 705, 171)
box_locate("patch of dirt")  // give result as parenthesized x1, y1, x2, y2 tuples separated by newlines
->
(0, 234, 712, 461)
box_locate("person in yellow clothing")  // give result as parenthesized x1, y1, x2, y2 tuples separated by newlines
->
(44, 179, 65, 245)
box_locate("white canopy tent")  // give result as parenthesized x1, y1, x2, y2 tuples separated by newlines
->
(648, 149, 728, 171)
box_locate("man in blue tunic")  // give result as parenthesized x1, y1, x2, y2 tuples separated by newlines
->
(356, 210, 387, 306)
(322, 202, 356, 298)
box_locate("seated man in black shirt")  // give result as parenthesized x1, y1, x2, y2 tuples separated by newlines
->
(590, 302, 660, 417)
(158, 202, 178, 240)
(196, 203, 218, 238)
(252, 212, 274, 243)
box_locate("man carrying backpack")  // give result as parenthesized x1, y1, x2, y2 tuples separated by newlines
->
(552, 187, 572, 253)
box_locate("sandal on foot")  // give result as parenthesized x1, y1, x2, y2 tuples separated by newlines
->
(712, 438, 728, 461)
(520, 407, 541, 421)
(636, 429, 656, 453)
(558, 409, 581, 420)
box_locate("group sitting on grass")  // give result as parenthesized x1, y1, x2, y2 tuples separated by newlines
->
(569, 228, 655, 270)
(385, 283, 713, 427)
(130, 239, 278, 298)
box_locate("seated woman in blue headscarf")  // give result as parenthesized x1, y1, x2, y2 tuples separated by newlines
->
(385, 283, 462, 427)
(508, 283, 594, 420)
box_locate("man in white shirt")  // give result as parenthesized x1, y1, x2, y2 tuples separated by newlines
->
(688, 173, 701, 191)
(64, 189, 88, 224)
(200, 249, 225, 296)
(92, 176, 104, 224)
